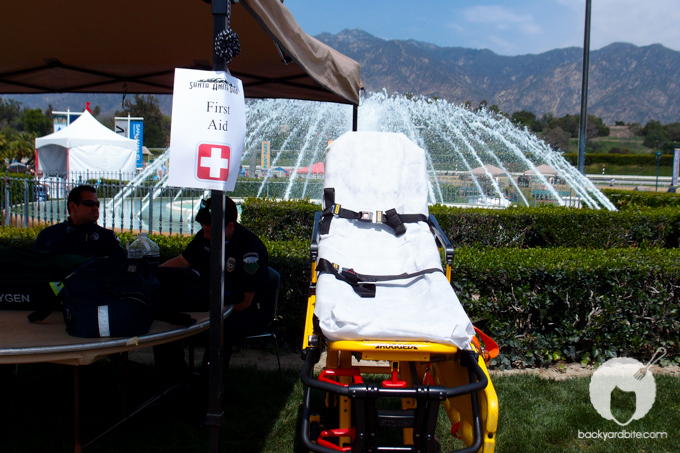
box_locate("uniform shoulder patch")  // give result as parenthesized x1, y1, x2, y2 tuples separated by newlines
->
(243, 252, 260, 275)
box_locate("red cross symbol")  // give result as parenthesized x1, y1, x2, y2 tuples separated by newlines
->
(197, 144, 230, 181)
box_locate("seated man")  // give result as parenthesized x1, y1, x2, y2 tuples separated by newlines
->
(160, 196, 270, 370)
(33, 184, 126, 260)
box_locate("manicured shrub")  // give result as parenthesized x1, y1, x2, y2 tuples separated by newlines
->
(602, 189, 680, 210)
(0, 225, 40, 248)
(241, 197, 318, 242)
(429, 205, 680, 249)
(242, 199, 680, 249)
(453, 247, 680, 368)
(3, 199, 679, 367)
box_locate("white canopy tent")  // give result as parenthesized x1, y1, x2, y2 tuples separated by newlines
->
(35, 111, 138, 179)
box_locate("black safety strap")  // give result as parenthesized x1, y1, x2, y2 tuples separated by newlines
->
(319, 188, 428, 236)
(316, 258, 443, 298)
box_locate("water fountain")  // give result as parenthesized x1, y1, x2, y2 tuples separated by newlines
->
(242, 92, 615, 210)
(98, 91, 615, 233)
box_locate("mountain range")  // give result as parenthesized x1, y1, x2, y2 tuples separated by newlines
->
(317, 29, 680, 125)
(3, 29, 679, 125)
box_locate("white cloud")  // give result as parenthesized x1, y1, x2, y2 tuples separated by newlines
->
(486, 35, 517, 53)
(462, 5, 542, 35)
(591, 0, 680, 51)
(553, 0, 583, 11)
(446, 23, 465, 33)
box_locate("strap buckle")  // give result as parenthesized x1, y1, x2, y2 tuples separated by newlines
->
(359, 211, 373, 222)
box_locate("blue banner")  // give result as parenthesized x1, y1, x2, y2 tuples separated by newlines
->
(130, 120, 144, 168)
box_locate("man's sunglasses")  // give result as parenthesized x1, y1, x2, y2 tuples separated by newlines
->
(75, 200, 100, 208)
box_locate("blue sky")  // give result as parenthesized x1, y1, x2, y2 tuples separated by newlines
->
(283, 0, 680, 56)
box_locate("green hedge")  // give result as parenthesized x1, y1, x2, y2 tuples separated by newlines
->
(601, 189, 680, 210)
(242, 199, 680, 249)
(261, 243, 680, 367)
(227, 238, 680, 366)
(0, 225, 41, 248)
(563, 153, 675, 166)
(4, 206, 679, 366)
(241, 197, 318, 241)
(453, 247, 680, 368)
(429, 205, 680, 249)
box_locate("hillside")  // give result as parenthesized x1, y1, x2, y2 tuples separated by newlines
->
(3, 30, 680, 125)
(317, 30, 680, 124)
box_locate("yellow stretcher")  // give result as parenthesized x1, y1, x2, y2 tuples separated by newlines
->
(300, 211, 499, 453)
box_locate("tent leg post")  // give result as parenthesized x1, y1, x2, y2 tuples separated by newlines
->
(207, 0, 229, 450)
(74, 366, 82, 453)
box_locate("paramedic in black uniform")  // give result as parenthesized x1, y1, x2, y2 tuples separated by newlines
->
(160, 195, 270, 370)
(33, 185, 125, 259)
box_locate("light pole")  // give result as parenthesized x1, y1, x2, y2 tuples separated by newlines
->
(656, 151, 662, 192)
(577, 0, 592, 175)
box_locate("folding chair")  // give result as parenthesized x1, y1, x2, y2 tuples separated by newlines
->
(300, 132, 499, 453)
(244, 267, 282, 380)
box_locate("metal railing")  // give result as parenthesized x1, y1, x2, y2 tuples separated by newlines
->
(2, 172, 591, 233)
(1, 175, 205, 236)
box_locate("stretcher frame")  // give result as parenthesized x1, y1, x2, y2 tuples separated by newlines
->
(300, 212, 499, 453)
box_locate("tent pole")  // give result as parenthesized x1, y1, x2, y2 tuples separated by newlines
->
(353, 104, 358, 132)
(207, 1, 228, 453)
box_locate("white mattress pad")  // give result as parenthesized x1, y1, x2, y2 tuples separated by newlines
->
(314, 131, 474, 348)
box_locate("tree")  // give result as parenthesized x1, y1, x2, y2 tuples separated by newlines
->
(642, 120, 666, 150)
(23, 108, 51, 136)
(543, 126, 568, 151)
(0, 127, 35, 164)
(511, 110, 539, 131)
(641, 120, 680, 152)
(115, 94, 170, 148)
(0, 98, 23, 130)
(663, 122, 680, 144)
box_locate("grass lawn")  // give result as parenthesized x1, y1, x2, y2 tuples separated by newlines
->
(1, 360, 678, 452)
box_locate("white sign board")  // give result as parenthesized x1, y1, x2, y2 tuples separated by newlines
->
(167, 68, 246, 191)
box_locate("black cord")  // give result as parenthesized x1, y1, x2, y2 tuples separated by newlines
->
(214, 1, 240, 65)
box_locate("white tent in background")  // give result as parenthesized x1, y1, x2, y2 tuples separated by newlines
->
(35, 111, 138, 179)
(524, 164, 558, 175)
(470, 164, 505, 176)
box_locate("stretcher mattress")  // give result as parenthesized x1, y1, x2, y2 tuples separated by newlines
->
(314, 131, 474, 348)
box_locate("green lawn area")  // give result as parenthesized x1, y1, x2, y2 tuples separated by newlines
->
(2, 360, 678, 453)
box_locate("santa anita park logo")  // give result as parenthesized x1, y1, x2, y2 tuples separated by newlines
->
(580, 349, 668, 441)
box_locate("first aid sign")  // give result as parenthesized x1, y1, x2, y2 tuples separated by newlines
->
(167, 68, 246, 191)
